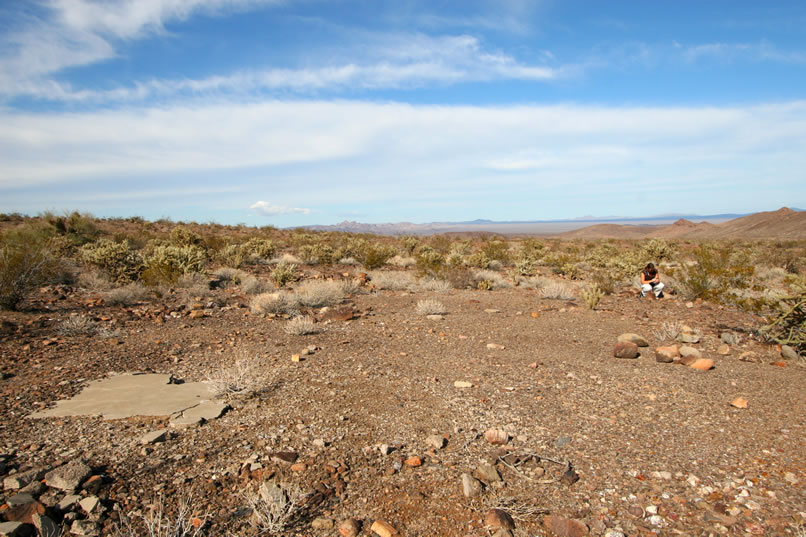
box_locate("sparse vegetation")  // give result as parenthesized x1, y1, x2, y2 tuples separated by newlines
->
(271, 262, 298, 288)
(581, 284, 604, 310)
(250, 292, 300, 316)
(415, 299, 447, 315)
(284, 315, 320, 335)
(295, 280, 346, 308)
(105, 282, 151, 306)
(0, 228, 59, 310)
(58, 315, 98, 336)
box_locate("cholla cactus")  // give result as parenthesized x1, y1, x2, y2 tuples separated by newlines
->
(581, 284, 604, 310)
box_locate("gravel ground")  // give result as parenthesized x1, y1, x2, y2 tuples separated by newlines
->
(1, 275, 804, 537)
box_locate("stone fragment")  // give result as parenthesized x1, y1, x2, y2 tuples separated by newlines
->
(486, 343, 505, 350)
(188, 310, 205, 319)
(720, 332, 740, 345)
(739, 351, 759, 362)
(320, 305, 355, 322)
(485, 509, 515, 530)
(58, 494, 81, 511)
(484, 429, 509, 445)
(140, 429, 167, 444)
(426, 314, 443, 321)
(689, 358, 715, 371)
(453, 381, 473, 388)
(678, 329, 700, 343)
(654, 346, 679, 363)
(679, 345, 702, 359)
(730, 397, 748, 409)
(270, 451, 299, 464)
(311, 517, 334, 530)
(5, 501, 44, 524)
(426, 435, 446, 450)
(70, 519, 99, 536)
(473, 463, 502, 483)
(543, 515, 589, 537)
(0, 522, 33, 537)
(338, 519, 362, 537)
(678, 355, 697, 366)
(31, 513, 58, 537)
(781, 345, 799, 360)
(403, 456, 422, 467)
(650, 471, 672, 480)
(79, 496, 100, 514)
(717, 344, 730, 355)
(370, 520, 397, 537)
(613, 342, 639, 359)
(485, 309, 501, 313)
(45, 459, 91, 491)
(3, 469, 44, 491)
(604, 531, 625, 537)
(617, 333, 649, 347)
(704, 511, 737, 526)
(461, 473, 483, 497)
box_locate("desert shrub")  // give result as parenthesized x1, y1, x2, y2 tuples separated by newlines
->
(250, 292, 300, 315)
(539, 282, 577, 300)
(142, 245, 206, 285)
(270, 253, 303, 265)
(242, 238, 275, 262)
(213, 267, 248, 285)
(243, 482, 306, 535)
(585, 244, 642, 294)
(514, 257, 536, 276)
(0, 228, 59, 310)
(77, 269, 113, 291)
(105, 282, 151, 305)
(295, 280, 345, 308)
(367, 270, 417, 291)
(415, 299, 447, 315)
(518, 238, 545, 262)
(480, 240, 511, 264)
(298, 243, 335, 265)
(581, 284, 604, 310)
(446, 251, 466, 268)
(642, 238, 675, 262)
(416, 246, 445, 278)
(465, 251, 491, 269)
(388, 255, 416, 268)
(115, 492, 206, 537)
(58, 315, 98, 336)
(518, 276, 550, 289)
(401, 236, 420, 255)
(271, 262, 298, 288)
(445, 268, 476, 289)
(241, 275, 272, 295)
(177, 272, 208, 289)
(44, 210, 100, 247)
(417, 278, 452, 293)
(668, 244, 754, 303)
(206, 355, 274, 399)
(169, 226, 203, 247)
(357, 242, 396, 270)
(80, 239, 144, 283)
(338, 256, 359, 265)
(472, 270, 512, 290)
(761, 290, 805, 355)
(217, 244, 247, 268)
(284, 316, 320, 335)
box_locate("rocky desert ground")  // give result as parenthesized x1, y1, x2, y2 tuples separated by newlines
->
(1, 264, 804, 537)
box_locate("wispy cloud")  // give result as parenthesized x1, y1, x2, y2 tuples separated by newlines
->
(250, 201, 311, 216)
(682, 40, 806, 64)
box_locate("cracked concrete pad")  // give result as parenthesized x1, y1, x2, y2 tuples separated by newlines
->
(170, 401, 229, 427)
(28, 374, 217, 420)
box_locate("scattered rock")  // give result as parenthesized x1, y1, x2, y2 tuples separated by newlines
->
(473, 463, 502, 483)
(311, 517, 334, 530)
(654, 345, 679, 363)
(484, 429, 509, 445)
(484, 509, 515, 530)
(720, 332, 740, 345)
(270, 451, 298, 464)
(704, 511, 737, 526)
(678, 355, 698, 366)
(4, 500, 44, 524)
(140, 429, 168, 444)
(370, 520, 397, 537)
(613, 342, 639, 359)
(486, 343, 505, 350)
(461, 473, 483, 497)
(70, 519, 99, 536)
(651, 470, 672, 480)
(679, 346, 702, 359)
(338, 518, 362, 537)
(170, 401, 229, 427)
(678, 328, 700, 344)
(689, 358, 715, 371)
(3, 469, 44, 491)
(543, 515, 589, 537)
(781, 345, 799, 360)
(44, 459, 91, 491)
(0, 522, 33, 537)
(426, 314, 443, 320)
(739, 351, 759, 362)
(425, 435, 446, 450)
(58, 495, 81, 511)
(31, 513, 58, 537)
(79, 496, 100, 514)
(403, 456, 422, 467)
(731, 397, 748, 409)
(453, 381, 473, 388)
(320, 305, 356, 322)
(484, 309, 501, 314)
(617, 333, 649, 347)
(717, 344, 730, 355)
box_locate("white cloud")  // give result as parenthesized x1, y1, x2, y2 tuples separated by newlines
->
(250, 201, 311, 216)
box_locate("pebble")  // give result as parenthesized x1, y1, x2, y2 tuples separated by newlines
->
(338, 518, 361, 537)
(730, 397, 748, 409)
(311, 517, 334, 530)
(425, 435, 446, 450)
(484, 429, 509, 445)
(44, 459, 91, 491)
(473, 463, 502, 483)
(543, 515, 589, 537)
(453, 381, 473, 388)
(781, 345, 799, 360)
(679, 345, 702, 359)
(613, 341, 639, 359)
(461, 473, 483, 497)
(484, 508, 515, 530)
(717, 344, 730, 355)
(689, 358, 715, 371)
(370, 520, 397, 537)
(139, 430, 167, 445)
(655, 345, 678, 363)
(617, 333, 649, 347)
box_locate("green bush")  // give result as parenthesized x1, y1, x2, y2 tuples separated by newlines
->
(242, 238, 275, 261)
(298, 243, 335, 265)
(581, 284, 604, 310)
(271, 262, 298, 288)
(0, 228, 59, 310)
(169, 226, 203, 247)
(80, 239, 144, 283)
(668, 244, 754, 302)
(416, 246, 445, 278)
(480, 240, 511, 264)
(356, 242, 395, 270)
(642, 238, 675, 262)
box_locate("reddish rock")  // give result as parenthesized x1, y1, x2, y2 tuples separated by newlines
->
(689, 358, 715, 371)
(320, 305, 356, 322)
(678, 355, 698, 366)
(5, 501, 45, 524)
(614, 342, 639, 359)
(338, 519, 362, 537)
(543, 515, 589, 537)
(270, 451, 298, 464)
(655, 345, 679, 363)
(370, 520, 397, 537)
(403, 456, 422, 467)
(485, 509, 515, 530)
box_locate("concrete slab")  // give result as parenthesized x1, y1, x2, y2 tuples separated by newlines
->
(28, 373, 217, 420)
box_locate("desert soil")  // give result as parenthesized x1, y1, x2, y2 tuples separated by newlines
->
(1, 273, 804, 537)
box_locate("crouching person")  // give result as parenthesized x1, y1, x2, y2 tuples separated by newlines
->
(640, 263, 664, 298)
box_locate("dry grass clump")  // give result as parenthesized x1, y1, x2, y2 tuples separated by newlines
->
(270, 253, 302, 265)
(415, 299, 447, 315)
(213, 267, 248, 284)
(176, 272, 208, 289)
(206, 355, 273, 399)
(241, 275, 272, 295)
(539, 281, 577, 300)
(388, 255, 416, 268)
(58, 315, 98, 336)
(250, 292, 300, 316)
(338, 256, 359, 266)
(295, 280, 345, 308)
(243, 482, 306, 535)
(116, 492, 207, 537)
(368, 270, 417, 291)
(284, 316, 320, 335)
(473, 270, 512, 290)
(417, 278, 452, 293)
(652, 321, 683, 342)
(516, 276, 550, 289)
(77, 270, 112, 291)
(105, 282, 151, 305)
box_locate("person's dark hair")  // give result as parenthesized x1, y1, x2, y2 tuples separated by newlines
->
(644, 263, 657, 276)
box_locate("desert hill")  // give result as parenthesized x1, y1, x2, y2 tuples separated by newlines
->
(560, 207, 805, 240)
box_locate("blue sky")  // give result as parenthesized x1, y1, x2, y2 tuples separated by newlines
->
(1, 1, 805, 227)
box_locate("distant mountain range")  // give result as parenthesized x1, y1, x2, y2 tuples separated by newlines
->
(299, 208, 805, 238)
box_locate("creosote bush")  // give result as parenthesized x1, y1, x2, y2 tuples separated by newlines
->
(0, 227, 59, 310)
